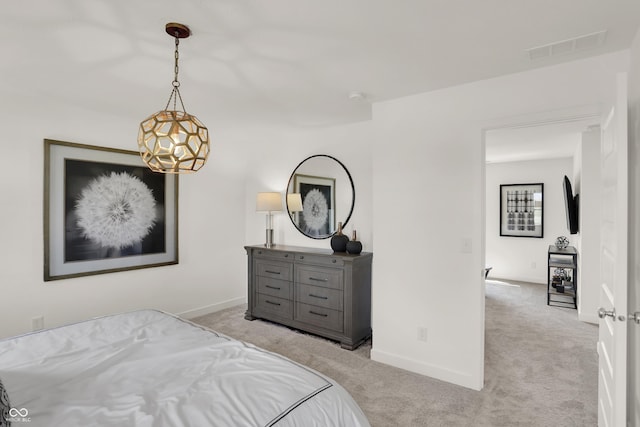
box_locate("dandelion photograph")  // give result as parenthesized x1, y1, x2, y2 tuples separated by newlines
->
(294, 174, 335, 238)
(64, 159, 165, 262)
(45, 139, 178, 281)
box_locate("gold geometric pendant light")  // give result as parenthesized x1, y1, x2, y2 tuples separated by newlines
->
(138, 23, 210, 174)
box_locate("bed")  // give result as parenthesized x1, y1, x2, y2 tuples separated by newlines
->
(0, 309, 370, 426)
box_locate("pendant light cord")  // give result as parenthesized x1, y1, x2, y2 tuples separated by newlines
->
(163, 34, 187, 113)
(173, 35, 180, 87)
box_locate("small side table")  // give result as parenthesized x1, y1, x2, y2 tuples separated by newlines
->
(547, 245, 577, 309)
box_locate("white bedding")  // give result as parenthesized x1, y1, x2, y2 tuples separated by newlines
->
(0, 310, 370, 426)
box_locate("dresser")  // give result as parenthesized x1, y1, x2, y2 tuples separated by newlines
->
(244, 245, 373, 350)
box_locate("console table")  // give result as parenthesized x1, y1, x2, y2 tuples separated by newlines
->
(244, 245, 372, 350)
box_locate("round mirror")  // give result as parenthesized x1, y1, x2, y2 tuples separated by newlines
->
(286, 155, 355, 239)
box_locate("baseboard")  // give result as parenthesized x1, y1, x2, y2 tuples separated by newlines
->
(489, 275, 546, 285)
(177, 297, 246, 319)
(370, 348, 481, 391)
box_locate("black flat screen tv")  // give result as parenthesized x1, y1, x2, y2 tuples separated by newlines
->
(563, 175, 579, 234)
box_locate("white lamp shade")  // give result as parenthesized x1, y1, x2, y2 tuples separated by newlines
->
(256, 192, 283, 212)
(287, 193, 303, 212)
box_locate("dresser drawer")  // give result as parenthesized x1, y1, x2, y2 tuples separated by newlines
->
(254, 249, 294, 261)
(296, 266, 343, 290)
(256, 260, 293, 281)
(296, 253, 344, 267)
(295, 302, 343, 333)
(257, 277, 291, 299)
(255, 293, 292, 319)
(297, 283, 343, 311)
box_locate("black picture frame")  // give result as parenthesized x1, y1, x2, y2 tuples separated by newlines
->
(44, 139, 179, 281)
(293, 173, 336, 238)
(499, 183, 543, 238)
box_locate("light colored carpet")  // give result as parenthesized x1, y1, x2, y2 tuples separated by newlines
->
(192, 280, 597, 426)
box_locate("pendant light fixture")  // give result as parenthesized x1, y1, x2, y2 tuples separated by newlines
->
(138, 23, 210, 174)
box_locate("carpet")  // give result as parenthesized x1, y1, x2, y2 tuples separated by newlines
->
(192, 280, 597, 426)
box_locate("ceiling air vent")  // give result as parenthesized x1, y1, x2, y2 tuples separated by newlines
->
(526, 30, 607, 60)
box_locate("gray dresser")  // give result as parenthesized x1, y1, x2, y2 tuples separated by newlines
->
(244, 245, 372, 350)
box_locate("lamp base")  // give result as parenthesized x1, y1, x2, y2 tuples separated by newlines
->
(265, 229, 274, 248)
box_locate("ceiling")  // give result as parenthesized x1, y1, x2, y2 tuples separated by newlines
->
(2, 1, 640, 128)
(485, 118, 599, 163)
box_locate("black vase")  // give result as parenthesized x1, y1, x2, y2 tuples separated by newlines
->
(346, 230, 363, 255)
(330, 222, 349, 252)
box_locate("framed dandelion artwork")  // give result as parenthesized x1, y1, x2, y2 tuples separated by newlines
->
(293, 173, 335, 238)
(499, 183, 543, 238)
(44, 139, 178, 281)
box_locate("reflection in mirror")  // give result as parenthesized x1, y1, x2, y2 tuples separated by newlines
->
(286, 155, 355, 239)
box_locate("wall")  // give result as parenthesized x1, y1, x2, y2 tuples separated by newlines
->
(627, 27, 640, 427)
(243, 122, 374, 253)
(369, 51, 628, 390)
(574, 128, 602, 324)
(0, 92, 249, 339)
(485, 157, 574, 284)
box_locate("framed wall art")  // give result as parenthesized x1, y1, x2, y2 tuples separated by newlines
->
(293, 173, 335, 238)
(44, 139, 178, 281)
(500, 183, 543, 238)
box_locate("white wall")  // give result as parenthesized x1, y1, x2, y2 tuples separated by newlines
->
(574, 128, 602, 324)
(243, 122, 374, 253)
(485, 158, 574, 284)
(369, 51, 628, 390)
(0, 93, 249, 339)
(627, 27, 640, 427)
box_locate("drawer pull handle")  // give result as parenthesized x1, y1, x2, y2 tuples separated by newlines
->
(309, 310, 328, 317)
(309, 277, 328, 282)
(332, 259, 337, 263)
(309, 293, 328, 300)
(284, 254, 289, 258)
(265, 270, 281, 275)
(265, 300, 281, 306)
(266, 285, 281, 290)
(300, 255, 304, 259)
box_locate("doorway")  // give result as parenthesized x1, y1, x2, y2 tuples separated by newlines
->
(484, 117, 600, 315)
(481, 117, 601, 423)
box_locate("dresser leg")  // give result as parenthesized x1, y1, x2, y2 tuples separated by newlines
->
(244, 312, 256, 321)
(341, 332, 371, 350)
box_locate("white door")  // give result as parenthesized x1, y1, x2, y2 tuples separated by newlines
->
(597, 72, 628, 427)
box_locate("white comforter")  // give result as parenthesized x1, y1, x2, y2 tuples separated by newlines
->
(0, 310, 370, 426)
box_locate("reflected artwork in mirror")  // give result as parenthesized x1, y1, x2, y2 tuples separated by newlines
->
(286, 155, 355, 239)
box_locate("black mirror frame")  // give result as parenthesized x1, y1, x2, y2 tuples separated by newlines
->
(286, 154, 355, 240)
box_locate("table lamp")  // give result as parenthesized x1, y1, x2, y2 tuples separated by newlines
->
(256, 192, 283, 248)
(286, 193, 303, 219)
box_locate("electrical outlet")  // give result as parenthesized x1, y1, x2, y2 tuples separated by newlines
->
(417, 327, 428, 342)
(32, 316, 44, 331)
